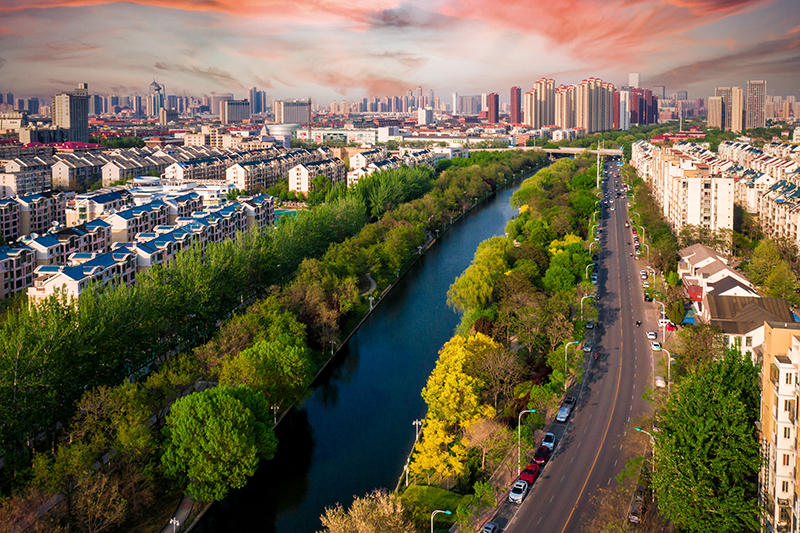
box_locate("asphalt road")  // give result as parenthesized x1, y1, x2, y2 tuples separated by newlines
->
(495, 161, 654, 533)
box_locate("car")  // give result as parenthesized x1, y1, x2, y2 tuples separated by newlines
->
(632, 228, 637, 234)
(585, 321, 594, 329)
(654, 376, 666, 388)
(646, 331, 657, 340)
(533, 445, 551, 465)
(658, 318, 671, 328)
(665, 323, 678, 331)
(642, 281, 649, 288)
(628, 498, 643, 523)
(481, 523, 499, 533)
(556, 397, 575, 422)
(644, 292, 652, 302)
(591, 274, 598, 284)
(639, 269, 647, 276)
(542, 432, 556, 451)
(583, 341, 593, 353)
(651, 341, 662, 351)
(592, 254, 599, 261)
(509, 480, 529, 504)
(520, 462, 540, 484)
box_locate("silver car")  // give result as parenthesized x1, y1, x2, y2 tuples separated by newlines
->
(509, 480, 529, 504)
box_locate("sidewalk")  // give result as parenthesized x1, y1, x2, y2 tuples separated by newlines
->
(160, 495, 193, 533)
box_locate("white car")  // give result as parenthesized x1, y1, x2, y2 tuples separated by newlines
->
(509, 480, 529, 504)
(646, 331, 657, 340)
(542, 432, 556, 451)
(583, 341, 593, 353)
(642, 281, 649, 288)
(654, 376, 666, 388)
(556, 397, 575, 422)
(651, 341, 662, 351)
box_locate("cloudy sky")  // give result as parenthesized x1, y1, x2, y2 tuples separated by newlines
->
(1, 0, 799, 103)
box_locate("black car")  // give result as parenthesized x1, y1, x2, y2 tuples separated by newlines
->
(592, 254, 599, 261)
(644, 292, 652, 302)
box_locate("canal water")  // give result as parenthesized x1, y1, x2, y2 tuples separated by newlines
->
(195, 173, 531, 533)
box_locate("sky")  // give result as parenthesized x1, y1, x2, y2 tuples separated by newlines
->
(1, 0, 799, 103)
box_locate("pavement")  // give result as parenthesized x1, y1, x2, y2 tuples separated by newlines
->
(488, 165, 656, 533)
(160, 494, 193, 533)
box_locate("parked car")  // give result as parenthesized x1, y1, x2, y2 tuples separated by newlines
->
(651, 341, 662, 351)
(520, 462, 540, 484)
(642, 281, 649, 288)
(646, 331, 657, 340)
(639, 269, 647, 278)
(556, 397, 575, 422)
(533, 445, 551, 465)
(665, 323, 678, 331)
(644, 292, 652, 302)
(583, 341, 593, 353)
(509, 480, 529, 504)
(628, 499, 643, 523)
(654, 376, 666, 388)
(481, 523, 499, 533)
(542, 432, 556, 451)
(585, 321, 594, 329)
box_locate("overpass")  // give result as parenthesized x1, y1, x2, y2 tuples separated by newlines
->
(469, 146, 624, 156)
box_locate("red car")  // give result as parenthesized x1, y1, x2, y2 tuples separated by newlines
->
(665, 323, 678, 331)
(533, 445, 551, 465)
(520, 462, 540, 484)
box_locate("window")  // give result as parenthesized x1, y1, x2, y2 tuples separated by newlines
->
(786, 399, 793, 412)
(785, 427, 791, 439)
(787, 373, 793, 385)
(746, 336, 753, 347)
(783, 454, 790, 466)
(783, 480, 790, 493)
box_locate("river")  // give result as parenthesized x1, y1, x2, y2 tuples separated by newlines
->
(195, 172, 531, 533)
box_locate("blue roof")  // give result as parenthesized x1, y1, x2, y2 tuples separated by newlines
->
(31, 235, 61, 248)
(89, 191, 125, 205)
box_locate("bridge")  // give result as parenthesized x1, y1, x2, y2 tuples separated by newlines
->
(469, 146, 624, 156)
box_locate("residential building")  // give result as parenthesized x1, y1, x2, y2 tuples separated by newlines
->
(486, 93, 499, 124)
(708, 96, 724, 129)
(209, 93, 233, 116)
(16, 191, 67, 236)
(1, 157, 55, 197)
(350, 147, 388, 170)
(105, 201, 169, 243)
(0, 245, 35, 299)
(221, 100, 250, 124)
(52, 83, 89, 143)
(274, 99, 311, 124)
(747, 80, 767, 129)
(0, 198, 19, 242)
(66, 189, 131, 226)
(288, 159, 346, 193)
(523, 78, 555, 129)
(510, 86, 522, 124)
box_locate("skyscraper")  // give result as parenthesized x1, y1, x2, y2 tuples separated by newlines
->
(714, 87, 732, 130)
(707, 96, 724, 129)
(554, 85, 575, 129)
(746, 80, 766, 129)
(730, 86, 744, 133)
(452, 92, 458, 115)
(510, 86, 522, 124)
(653, 85, 666, 100)
(628, 73, 640, 89)
(274, 99, 311, 124)
(523, 78, 555, 128)
(27, 97, 40, 115)
(52, 83, 89, 143)
(486, 92, 499, 123)
(210, 92, 234, 116)
(576, 78, 615, 133)
(221, 99, 250, 124)
(415, 86, 423, 109)
(248, 87, 262, 115)
(618, 90, 630, 131)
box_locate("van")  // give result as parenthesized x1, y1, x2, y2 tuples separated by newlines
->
(658, 318, 671, 328)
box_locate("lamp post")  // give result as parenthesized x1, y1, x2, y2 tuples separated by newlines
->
(169, 518, 180, 533)
(564, 340, 580, 392)
(517, 409, 536, 475)
(585, 263, 594, 281)
(580, 295, 595, 320)
(369, 295, 375, 311)
(589, 241, 600, 254)
(653, 299, 666, 339)
(431, 510, 452, 533)
(640, 242, 650, 261)
(637, 224, 646, 242)
(590, 223, 597, 237)
(630, 211, 641, 225)
(663, 348, 673, 394)
(634, 427, 656, 472)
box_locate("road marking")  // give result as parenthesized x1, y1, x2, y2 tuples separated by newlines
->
(561, 475, 566, 483)
(550, 495, 555, 504)
(614, 459, 618, 467)
(571, 456, 574, 463)
(608, 477, 612, 485)
(537, 517, 543, 525)
(558, 257, 625, 533)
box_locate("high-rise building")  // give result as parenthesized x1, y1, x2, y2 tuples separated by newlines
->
(418, 107, 434, 126)
(415, 86, 423, 109)
(730, 87, 744, 133)
(707, 96, 724, 129)
(27, 97, 40, 116)
(618, 90, 630, 131)
(452, 92, 459, 115)
(274, 99, 311, 124)
(653, 85, 666, 100)
(248, 87, 262, 115)
(209, 92, 234, 116)
(523, 78, 555, 128)
(220, 99, 250, 124)
(575, 78, 615, 133)
(714, 87, 732, 130)
(554, 85, 576, 129)
(4, 93, 13, 107)
(147, 80, 165, 117)
(746, 80, 766, 129)
(52, 83, 89, 143)
(88, 95, 104, 115)
(486, 92, 499, 123)
(628, 73, 640, 89)
(676, 90, 688, 101)
(510, 86, 522, 124)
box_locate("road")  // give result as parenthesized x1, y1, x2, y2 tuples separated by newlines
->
(496, 160, 654, 533)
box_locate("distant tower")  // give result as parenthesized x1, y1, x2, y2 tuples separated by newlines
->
(746, 80, 766, 129)
(510, 86, 522, 124)
(487, 92, 499, 123)
(628, 73, 640, 89)
(52, 83, 89, 142)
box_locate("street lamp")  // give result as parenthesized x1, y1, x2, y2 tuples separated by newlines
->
(580, 295, 595, 320)
(564, 340, 580, 392)
(431, 510, 452, 533)
(637, 224, 646, 242)
(662, 348, 674, 394)
(589, 241, 600, 254)
(585, 263, 594, 281)
(640, 242, 650, 261)
(630, 211, 642, 225)
(653, 299, 667, 340)
(517, 409, 536, 475)
(169, 518, 180, 533)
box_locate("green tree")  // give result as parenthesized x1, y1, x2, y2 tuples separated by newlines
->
(747, 239, 781, 286)
(318, 489, 415, 533)
(675, 324, 724, 373)
(653, 349, 760, 532)
(161, 386, 277, 502)
(447, 237, 509, 313)
(764, 261, 798, 304)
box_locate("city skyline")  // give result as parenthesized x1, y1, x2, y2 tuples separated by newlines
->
(1, 0, 799, 101)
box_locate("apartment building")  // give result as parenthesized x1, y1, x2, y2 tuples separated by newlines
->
(0, 245, 35, 299)
(632, 142, 735, 234)
(288, 159, 346, 194)
(66, 189, 131, 226)
(760, 321, 800, 533)
(164, 193, 203, 224)
(350, 147, 389, 170)
(0, 198, 19, 242)
(1, 156, 55, 197)
(16, 191, 67, 236)
(105, 201, 169, 243)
